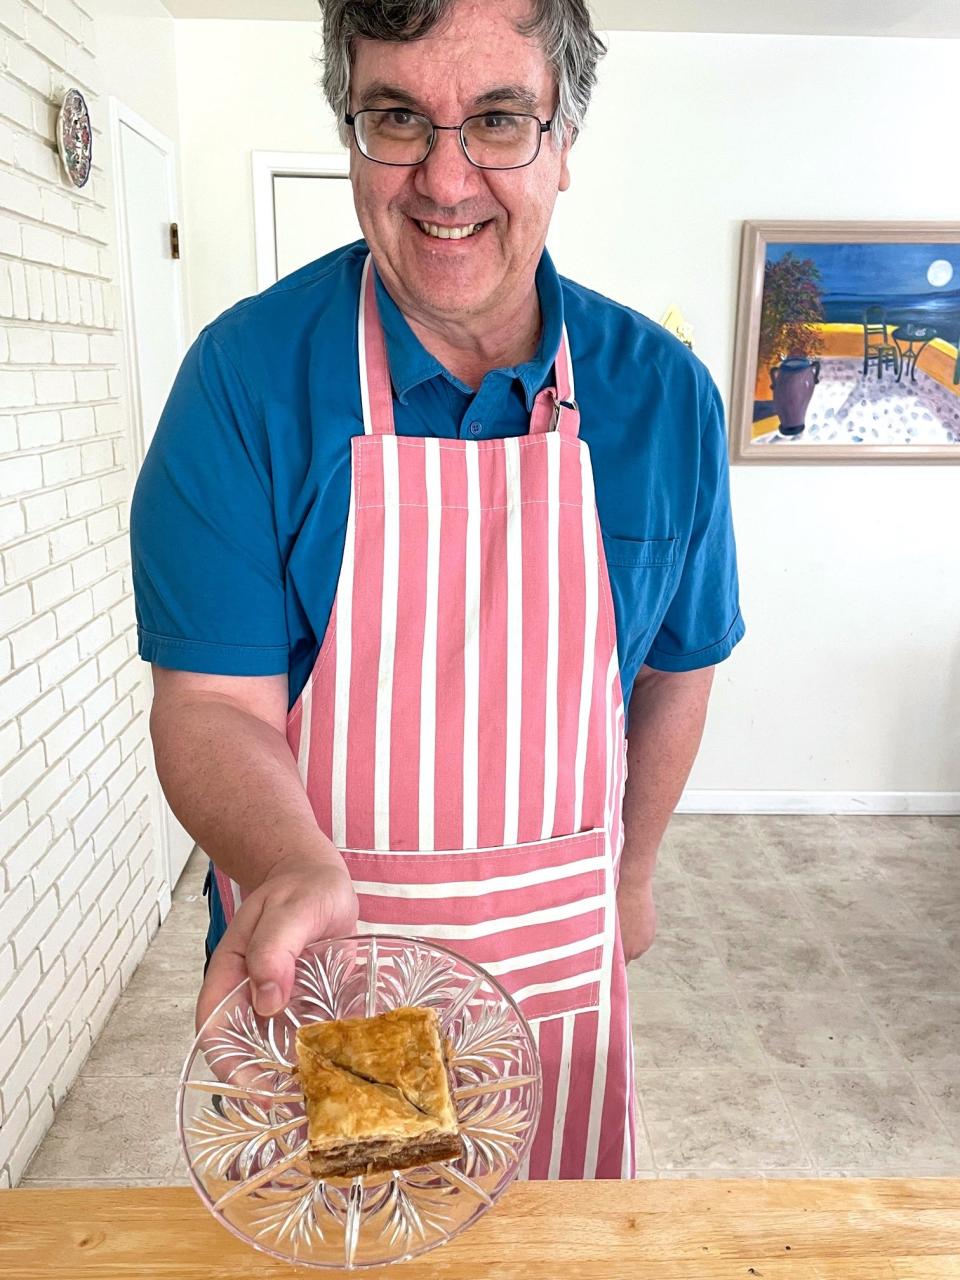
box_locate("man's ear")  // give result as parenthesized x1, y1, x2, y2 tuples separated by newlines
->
(558, 126, 577, 192)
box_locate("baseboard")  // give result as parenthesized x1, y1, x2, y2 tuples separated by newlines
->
(676, 791, 960, 815)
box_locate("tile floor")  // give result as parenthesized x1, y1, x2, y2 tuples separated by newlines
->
(21, 814, 960, 1185)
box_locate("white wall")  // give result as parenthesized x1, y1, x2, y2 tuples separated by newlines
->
(174, 19, 343, 333)
(174, 24, 960, 808)
(552, 32, 960, 805)
(94, 0, 181, 144)
(0, 0, 179, 1186)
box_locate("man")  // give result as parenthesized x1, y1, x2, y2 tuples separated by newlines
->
(132, 0, 743, 1180)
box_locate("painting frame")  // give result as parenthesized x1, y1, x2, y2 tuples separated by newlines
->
(730, 220, 960, 464)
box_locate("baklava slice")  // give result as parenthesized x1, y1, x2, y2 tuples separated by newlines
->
(295, 1005, 462, 1178)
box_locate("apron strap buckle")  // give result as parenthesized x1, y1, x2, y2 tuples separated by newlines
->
(553, 396, 580, 439)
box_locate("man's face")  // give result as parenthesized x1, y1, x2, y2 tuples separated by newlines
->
(348, 0, 571, 325)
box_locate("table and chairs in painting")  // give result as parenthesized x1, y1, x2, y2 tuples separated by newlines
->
(891, 321, 940, 382)
(861, 305, 940, 383)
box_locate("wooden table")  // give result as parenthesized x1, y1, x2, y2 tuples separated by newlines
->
(2, 1179, 959, 1278)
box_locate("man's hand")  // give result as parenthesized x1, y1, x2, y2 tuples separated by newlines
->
(617, 876, 657, 964)
(196, 855, 359, 1032)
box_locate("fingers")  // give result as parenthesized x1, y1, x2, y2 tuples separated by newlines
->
(195, 868, 360, 1033)
(195, 893, 264, 1032)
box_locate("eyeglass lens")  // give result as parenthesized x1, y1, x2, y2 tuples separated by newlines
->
(355, 110, 541, 169)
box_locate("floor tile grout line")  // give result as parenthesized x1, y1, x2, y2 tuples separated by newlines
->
(848, 986, 935, 1083)
(910, 1075, 960, 1147)
(769, 1065, 959, 1170)
(851, 992, 960, 1147)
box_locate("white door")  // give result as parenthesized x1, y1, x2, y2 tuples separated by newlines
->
(252, 152, 361, 289)
(109, 100, 196, 905)
(273, 174, 362, 279)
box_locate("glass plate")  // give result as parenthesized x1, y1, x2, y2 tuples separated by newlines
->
(177, 934, 542, 1270)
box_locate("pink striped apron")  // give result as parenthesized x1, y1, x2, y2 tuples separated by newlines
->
(215, 255, 637, 1179)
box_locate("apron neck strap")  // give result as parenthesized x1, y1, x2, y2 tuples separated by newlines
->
(358, 254, 395, 437)
(358, 253, 579, 441)
(528, 323, 580, 440)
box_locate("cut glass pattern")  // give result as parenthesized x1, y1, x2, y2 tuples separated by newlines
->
(178, 935, 541, 1269)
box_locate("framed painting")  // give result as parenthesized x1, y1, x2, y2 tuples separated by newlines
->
(730, 221, 960, 463)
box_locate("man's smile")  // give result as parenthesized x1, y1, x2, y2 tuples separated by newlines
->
(416, 218, 489, 239)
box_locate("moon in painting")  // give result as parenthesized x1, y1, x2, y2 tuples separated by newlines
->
(926, 258, 954, 287)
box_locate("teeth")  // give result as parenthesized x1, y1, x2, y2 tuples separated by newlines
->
(418, 221, 484, 239)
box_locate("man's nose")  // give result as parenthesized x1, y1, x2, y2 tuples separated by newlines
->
(413, 127, 482, 208)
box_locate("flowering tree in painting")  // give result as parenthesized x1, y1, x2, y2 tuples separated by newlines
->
(758, 252, 825, 380)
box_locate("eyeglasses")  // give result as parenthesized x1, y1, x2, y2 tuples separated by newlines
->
(345, 108, 552, 171)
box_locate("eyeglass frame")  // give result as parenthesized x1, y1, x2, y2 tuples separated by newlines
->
(344, 108, 553, 171)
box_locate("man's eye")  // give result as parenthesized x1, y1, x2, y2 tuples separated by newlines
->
(385, 110, 416, 126)
(481, 114, 515, 130)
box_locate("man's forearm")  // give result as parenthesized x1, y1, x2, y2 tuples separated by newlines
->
(150, 684, 342, 893)
(619, 664, 715, 889)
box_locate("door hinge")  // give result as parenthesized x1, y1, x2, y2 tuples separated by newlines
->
(170, 223, 180, 259)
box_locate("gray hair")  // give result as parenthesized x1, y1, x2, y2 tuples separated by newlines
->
(315, 1, 607, 148)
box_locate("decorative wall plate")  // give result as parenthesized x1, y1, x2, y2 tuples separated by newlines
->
(56, 88, 92, 188)
(178, 934, 542, 1270)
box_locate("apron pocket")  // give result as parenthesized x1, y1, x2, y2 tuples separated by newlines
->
(340, 828, 609, 1024)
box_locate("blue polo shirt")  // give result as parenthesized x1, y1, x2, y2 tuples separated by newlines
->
(131, 240, 743, 726)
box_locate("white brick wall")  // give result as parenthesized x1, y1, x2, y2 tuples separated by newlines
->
(1, 0, 162, 1186)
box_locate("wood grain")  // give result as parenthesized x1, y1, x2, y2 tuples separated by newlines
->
(1, 1179, 959, 1278)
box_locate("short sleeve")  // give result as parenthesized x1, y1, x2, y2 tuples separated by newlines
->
(644, 376, 745, 672)
(130, 328, 289, 675)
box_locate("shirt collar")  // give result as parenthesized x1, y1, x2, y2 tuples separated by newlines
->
(373, 247, 565, 411)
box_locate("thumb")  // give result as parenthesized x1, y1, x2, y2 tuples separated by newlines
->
(245, 891, 334, 1017)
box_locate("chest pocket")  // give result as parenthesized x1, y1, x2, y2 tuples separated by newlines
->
(601, 533, 682, 675)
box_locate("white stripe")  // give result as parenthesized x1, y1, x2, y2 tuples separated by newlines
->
(573, 448, 598, 833)
(343, 826, 602, 859)
(230, 878, 242, 913)
(462, 445, 481, 849)
(582, 960, 614, 1176)
(296, 677, 312, 786)
(373, 435, 400, 850)
(419, 440, 442, 851)
(604, 648, 620, 841)
(503, 437, 523, 847)
(359, 893, 606, 942)
(582, 643, 620, 1178)
(540, 433, 560, 840)
(331, 452, 358, 847)
(622, 1016, 635, 1177)
(511, 967, 603, 1005)
(482, 933, 604, 977)
(350, 852, 605, 899)
(358, 256, 374, 435)
(548, 1015, 575, 1179)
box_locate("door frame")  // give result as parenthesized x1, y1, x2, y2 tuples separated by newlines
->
(107, 96, 189, 917)
(251, 150, 350, 290)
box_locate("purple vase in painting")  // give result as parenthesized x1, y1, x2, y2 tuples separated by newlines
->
(769, 355, 821, 437)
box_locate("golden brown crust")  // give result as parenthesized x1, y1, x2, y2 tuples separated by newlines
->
(295, 1006, 462, 1179)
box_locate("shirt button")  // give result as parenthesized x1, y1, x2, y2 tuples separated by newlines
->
(468, 421, 482, 436)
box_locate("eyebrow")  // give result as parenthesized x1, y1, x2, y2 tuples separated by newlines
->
(357, 81, 541, 114)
